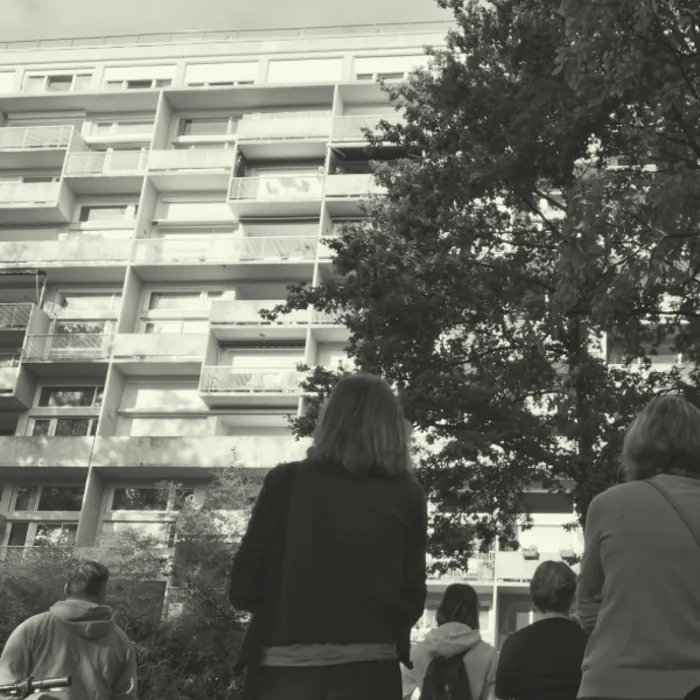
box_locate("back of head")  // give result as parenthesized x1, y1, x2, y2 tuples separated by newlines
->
(436, 584, 480, 629)
(621, 394, 700, 481)
(307, 371, 413, 478)
(530, 560, 576, 614)
(65, 560, 110, 603)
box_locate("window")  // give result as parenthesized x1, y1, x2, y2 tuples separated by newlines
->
(6, 522, 77, 548)
(179, 118, 230, 137)
(110, 485, 194, 511)
(143, 320, 209, 334)
(46, 75, 72, 92)
(49, 292, 121, 315)
(13, 486, 84, 511)
(22, 175, 60, 183)
(353, 55, 426, 82)
(23, 72, 93, 93)
(148, 292, 203, 311)
(31, 418, 99, 437)
(79, 205, 130, 222)
(37, 386, 103, 407)
(101, 521, 175, 547)
(53, 320, 107, 335)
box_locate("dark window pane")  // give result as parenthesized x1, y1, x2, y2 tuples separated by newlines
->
(7, 522, 29, 547)
(14, 486, 38, 511)
(111, 487, 169, 511)
(31, 420, 51, 437)
(33, 523, 78, 546)
(126, 80, 152, 90)
(378, 72, 405, 80)
(55, 419, 91, 437)
(155, 79, 171, 87)
(39, 387, 94, 407)
(37, 487, 84, 511)
(180, 118, 229, 136)
(46, 76, 72, 92)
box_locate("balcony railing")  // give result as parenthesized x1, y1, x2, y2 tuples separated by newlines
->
(210, 299, 311, 325)
(64, 150, 147, 176)
(111, 333, 207, 360)
(0, 125, 72, 150)
(237, 112, 333, 140)
(133, 236, 317, 264)
(311, 308, 344, 324)
(23, 333, 113, 360)
(0, 238, 132, 264)
(230, 174, 324, 201)
(331, 115, 394, 141)
(200, 367, 302, 394)
(0, 303, 33, 330)
(0, 181, 60, 204)
(147, 149, 235, 171)
(324, 173, 386, 197)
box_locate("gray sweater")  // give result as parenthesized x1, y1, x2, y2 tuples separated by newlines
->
(576, 474, 700, 699)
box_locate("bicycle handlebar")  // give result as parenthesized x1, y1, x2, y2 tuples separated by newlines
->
(0, 676, 71, 698)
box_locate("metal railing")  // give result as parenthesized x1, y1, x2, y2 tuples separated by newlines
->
(147, 148, 235, 171)
(133, 236, 317, 264)
(331, 115, 396, 140)
(0, 181, 59, 204)
(200, 367, 302, 394)
(237, 113, 333, 140)
(0, 238, 132, 264)
(0, 21, 452, 52)
(64, 150, 147, 176)
(210, 299, 310, 325)
(23, 334, 113, 360)
(0, 125, 72, 150)
(0, 303, 33, 330)
(230, 174, 324, 201)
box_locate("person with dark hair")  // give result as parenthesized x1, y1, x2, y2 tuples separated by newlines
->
(495, 560, 587, 700)
(401, 584, 498, 700)
(229, 371, 428, 700)
(0, 560, 137, 700)
(577, 394, 700, 700)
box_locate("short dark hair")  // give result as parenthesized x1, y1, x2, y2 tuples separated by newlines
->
(530, 560, 576, 614)
(436, 584, 480, 629)
(307, 372, 413, 478)
(66, 560, 109, 599)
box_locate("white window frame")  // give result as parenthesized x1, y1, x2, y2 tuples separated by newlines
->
(89, 119, 155, 139)
(142, 288, 226, 313)
(28, 416, 100, 438)
(104, 78, 172, 91)
(172, 114, 239, 147)
(2, 521, 79, 561)
(23, 71, 93, 93)
(105, 483, 201, 514)
(45, 290, 122, 317)
(34, 384, 104, 408)
(9, 484, 85, 513)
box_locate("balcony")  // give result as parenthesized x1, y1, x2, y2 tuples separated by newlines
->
(210, 299, 311, 341)
(428, 553, 496, 587)
(228, 174, 324, 217)
(237, 112, 332, 158)
(0, 125, 73, 168)
(0, 303, 33, 331)
(324, 173, 387, 216)
(63, 151, 146, 194)
(496, 550, 580, 586)
(199, 367, 302, 407)
(23, 333, 113, 362)
(331, 115, 389, 142)
(0, 436, 94, 469)
(0, 237, 132, 268)
(0, 181, 75, 224)
(91, 435, 311, 470)
(111, 333, 207, 375)
(132, 236, 317, 267)
(147, 149, 235, 191)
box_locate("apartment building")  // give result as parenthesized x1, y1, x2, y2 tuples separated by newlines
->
(0, 17, 670, 650)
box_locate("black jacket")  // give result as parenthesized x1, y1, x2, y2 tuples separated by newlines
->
(229, 459, 427, 684)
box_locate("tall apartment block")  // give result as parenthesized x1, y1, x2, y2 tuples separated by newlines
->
(0, 19, 591, 650)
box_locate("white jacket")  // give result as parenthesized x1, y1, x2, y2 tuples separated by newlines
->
(402, 622, 498, 700)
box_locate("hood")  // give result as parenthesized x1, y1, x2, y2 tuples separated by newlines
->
(423, 622, 483, 658)
(49, 599, 115, 640)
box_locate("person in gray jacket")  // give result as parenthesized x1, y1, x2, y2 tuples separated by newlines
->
(577, 394, 700, 700)
(0, 560, 137, 700)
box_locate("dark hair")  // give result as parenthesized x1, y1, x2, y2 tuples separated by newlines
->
(621, 394, 700, 481)
(530, 560, 576, 614)
(436, 584, 480, 629)
(66, 560, 109, 599)
(307, 372, 413, 478)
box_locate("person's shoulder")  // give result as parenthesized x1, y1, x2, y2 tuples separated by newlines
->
(263, 460, 306, 485)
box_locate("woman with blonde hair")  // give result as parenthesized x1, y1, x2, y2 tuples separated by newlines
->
(229, 371, 428, 700)
(577, 394, 700, 700)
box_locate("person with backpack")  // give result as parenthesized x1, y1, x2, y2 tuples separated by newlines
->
(401, 583, 498, 700)
(576, 394, 700, 700)
(228, 372, 428, 700)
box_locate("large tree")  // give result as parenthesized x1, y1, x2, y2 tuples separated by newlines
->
(265, 0, 700, 569)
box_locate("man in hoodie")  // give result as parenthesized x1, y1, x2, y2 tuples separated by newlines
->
(0, 560, 137, 700)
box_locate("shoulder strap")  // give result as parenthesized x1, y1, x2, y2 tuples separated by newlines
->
(646, 478, 700, 550)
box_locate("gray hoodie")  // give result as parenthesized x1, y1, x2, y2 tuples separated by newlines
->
(401, 622, 498, 700)
(0, 599, 137, 700)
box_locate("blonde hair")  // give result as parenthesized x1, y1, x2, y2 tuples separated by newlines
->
(307, 372, 413, 478)
(621, 394, 700, 481)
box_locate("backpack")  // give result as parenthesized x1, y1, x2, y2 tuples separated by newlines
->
(419, 651, 474, 700)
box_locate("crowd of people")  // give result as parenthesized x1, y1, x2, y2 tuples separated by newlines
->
(1, 372, 700, 700)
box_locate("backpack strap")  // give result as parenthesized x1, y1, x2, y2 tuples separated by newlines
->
(646, 478, 700, 550)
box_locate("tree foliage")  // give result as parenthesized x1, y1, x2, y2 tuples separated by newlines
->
(0, 463, 263, 700)
(265, 0, 700, 569)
